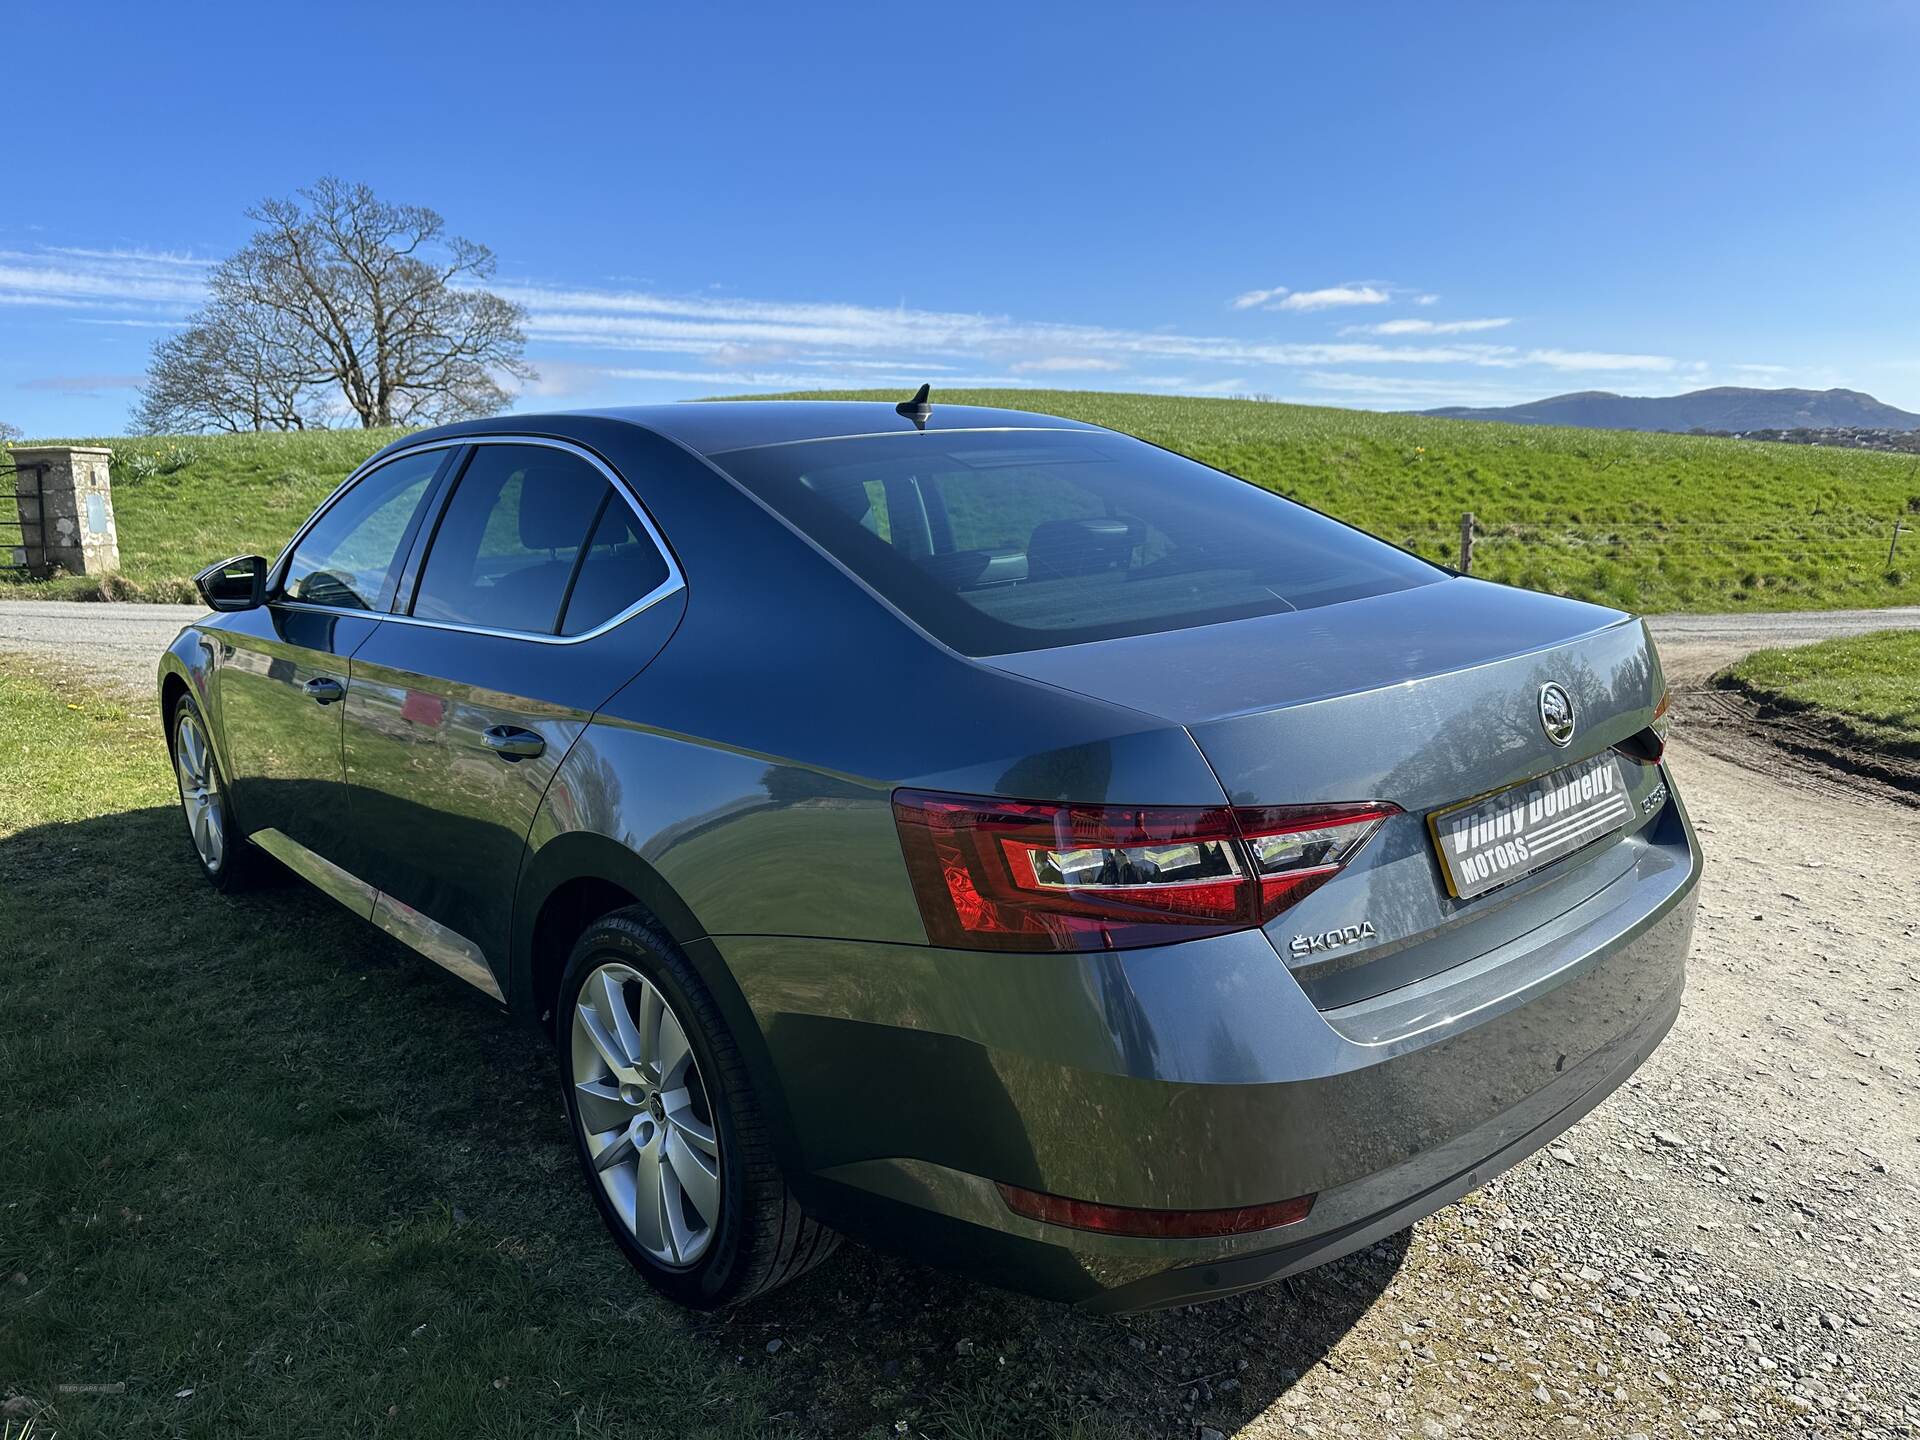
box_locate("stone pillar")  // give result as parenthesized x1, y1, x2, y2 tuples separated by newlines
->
(10, 446, 119, 577)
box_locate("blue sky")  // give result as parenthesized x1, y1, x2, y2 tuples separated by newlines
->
(6, 2, 1920, 435)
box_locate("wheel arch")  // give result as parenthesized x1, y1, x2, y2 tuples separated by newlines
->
(511, 831, 803, 1169)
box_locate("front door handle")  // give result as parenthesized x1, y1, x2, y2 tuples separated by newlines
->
(482, 726, 546, 761)
(305, 676, 346, 705)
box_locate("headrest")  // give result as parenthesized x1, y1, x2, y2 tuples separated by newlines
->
(519, 465, 602, 550)
(1026, 517, 1138, 580)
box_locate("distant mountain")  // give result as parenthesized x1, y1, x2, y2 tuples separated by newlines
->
(1418, 386, 1920, 433)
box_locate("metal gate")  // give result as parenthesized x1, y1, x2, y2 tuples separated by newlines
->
(0, 460, 46, 572)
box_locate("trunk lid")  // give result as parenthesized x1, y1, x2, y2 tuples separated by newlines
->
(982, 577, 1673, 1006)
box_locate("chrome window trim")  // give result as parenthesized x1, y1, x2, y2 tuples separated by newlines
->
(269, 434, 685, 646)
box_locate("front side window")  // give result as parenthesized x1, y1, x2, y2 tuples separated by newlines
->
(713, 430, 1444, 655)
(410, 444, 669, 636)
(281, 450, 445, 611)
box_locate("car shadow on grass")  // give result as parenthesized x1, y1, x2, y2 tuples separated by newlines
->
(0, 804, 1401, 1439)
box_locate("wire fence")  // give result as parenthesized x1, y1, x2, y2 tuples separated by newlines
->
(1401, 512, 1914, 574)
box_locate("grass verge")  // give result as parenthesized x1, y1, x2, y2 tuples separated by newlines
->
(1716, 629, 1920, 759)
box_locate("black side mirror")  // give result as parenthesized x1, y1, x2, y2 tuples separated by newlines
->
(194, 554, 269, 612)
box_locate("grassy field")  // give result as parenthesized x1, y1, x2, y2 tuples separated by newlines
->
(1718, 629, 1920, 758)
(6, 390, 1920, 610)
(0, 654, 1434, 1439)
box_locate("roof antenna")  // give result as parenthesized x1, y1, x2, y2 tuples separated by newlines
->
(896, 383, 932, 430)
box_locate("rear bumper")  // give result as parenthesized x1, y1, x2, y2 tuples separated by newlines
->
(708, 783, 1700, 1308)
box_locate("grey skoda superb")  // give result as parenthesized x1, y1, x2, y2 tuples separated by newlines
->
(159, 398, 1699, 1311)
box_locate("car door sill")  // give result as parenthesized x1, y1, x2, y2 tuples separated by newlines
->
(249, 828, 507, 1004)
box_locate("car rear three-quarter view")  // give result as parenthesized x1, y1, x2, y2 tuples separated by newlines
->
(157, 397, 1701, 1312)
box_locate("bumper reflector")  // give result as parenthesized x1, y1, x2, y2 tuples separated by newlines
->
(996, 1182, 1316, 1238)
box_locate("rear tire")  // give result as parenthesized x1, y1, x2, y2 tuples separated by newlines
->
(168, 693, 268, 893)
(556, 907, 838, 1308)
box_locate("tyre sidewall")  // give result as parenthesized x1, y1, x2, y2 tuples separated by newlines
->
(169, 692, 247, 893)
(557, 918, 751, 1308)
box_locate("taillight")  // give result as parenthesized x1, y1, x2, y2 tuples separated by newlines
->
(1237, 804, 1400, 922)
(892, 790, 1396, 953)
(1616, 690, 1671, 765)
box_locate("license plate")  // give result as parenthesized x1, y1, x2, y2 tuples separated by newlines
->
(1428, 753, 1635, 899)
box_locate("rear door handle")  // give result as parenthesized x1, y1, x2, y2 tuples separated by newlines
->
(482, 726, 546, 761)
(305, 676, 346, 705)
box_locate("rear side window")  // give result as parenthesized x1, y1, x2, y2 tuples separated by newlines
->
(714, 430, 1442, 655)
(409, 444, 669, 636)
(560, 498, 672, 635)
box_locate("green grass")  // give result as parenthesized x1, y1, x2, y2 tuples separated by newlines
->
(1717, 629, 1920, 758)
(0, 657, 776, 1436)
(7, 389, 1920, 611)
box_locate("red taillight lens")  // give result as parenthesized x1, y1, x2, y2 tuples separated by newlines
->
(996, 1181, 1315, 1237)
(1236, 803, 1400, 922)
(892, 790, 1397, 953)
(1616, 690, 1672, 765)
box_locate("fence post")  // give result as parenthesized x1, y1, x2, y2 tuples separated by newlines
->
(1458, 511, 1475, 573)
(1891, 517, 1909, 569)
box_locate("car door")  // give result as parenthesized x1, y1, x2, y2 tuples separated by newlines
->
(214, 446, 453, 874)
(341, 437, 685, 991)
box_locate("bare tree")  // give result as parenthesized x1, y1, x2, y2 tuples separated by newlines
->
(133, 301, 325, 433)
(135, 177, 529, 433)
(214, 177, 528, 428)
(0, 420, 21, 444)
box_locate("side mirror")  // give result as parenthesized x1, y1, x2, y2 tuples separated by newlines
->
(194, 554, 269, 612)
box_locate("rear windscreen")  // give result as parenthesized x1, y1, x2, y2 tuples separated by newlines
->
(713, 429, 1443, 655)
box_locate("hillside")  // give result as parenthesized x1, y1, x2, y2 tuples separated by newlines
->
(1420, 385, 1920, 434)
(5, 390, 1919, 613)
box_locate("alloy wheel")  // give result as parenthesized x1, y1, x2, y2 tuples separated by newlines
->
(570, 962, 722, 1267)
(173, 709, 226, 874)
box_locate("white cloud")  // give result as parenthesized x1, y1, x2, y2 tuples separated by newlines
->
(4, 237, 1699, 413)
(0, 247, 210, 312)
(1414, 293, 1440, 306)
(1274, 285, 1391, 312)
(1524, 349, 1676, 372)
(19, 373, 144, 395)
(1232, 284, 1391, 313)
(1343, 317, 1512, 336)
(1231, 286, 1288, 310)
(1302, 371, 1545, 408)
(503, 278, 1537, 374)
(1009, 356, 1127, 374)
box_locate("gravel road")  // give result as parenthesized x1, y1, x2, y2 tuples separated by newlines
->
(4, 599, 1917, 1436)
(0, 600, 203, 694)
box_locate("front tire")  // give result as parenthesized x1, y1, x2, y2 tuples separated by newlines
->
(556, 908, 837, 1308)
(169, 694, 266, 892)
